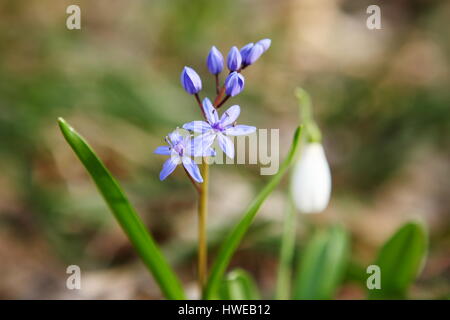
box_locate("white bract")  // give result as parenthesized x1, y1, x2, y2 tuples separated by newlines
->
(291, 143, 331, 214)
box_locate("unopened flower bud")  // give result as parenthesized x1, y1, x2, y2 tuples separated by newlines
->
(291, 143, 331, 214)
(180, 66, 202, 95)
(240, 43, 254, 64)
(227, 46, 242, 71)
(206, 46, 224, 75)
(243, 43, 264, 66)
(224, 71, 245, 97)
(257, 38, 271, 52)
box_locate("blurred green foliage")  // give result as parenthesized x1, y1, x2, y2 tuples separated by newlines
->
(0, 0, 448, 299)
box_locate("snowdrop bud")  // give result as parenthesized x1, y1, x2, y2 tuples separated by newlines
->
(224, 71, 245, 97)
(243, 43, 264, 65)
(257, 38, 271, 52)
(180, 66, 202, 94)
(291, 143, 331, 214)
(206, 46, 224, 75)
(227, 46, 242, 71)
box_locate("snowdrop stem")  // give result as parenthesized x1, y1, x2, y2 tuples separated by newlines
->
(197, 159, 209, 293)
(295, 87, 322, 143)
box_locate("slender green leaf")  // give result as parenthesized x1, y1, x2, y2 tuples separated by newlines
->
(293, 225, 349, 299)
(58, 118, 185, 300)
(368, 222, 427, 299)
(220, 269, 261, 300)
(204, 126, 303, 299)
(275, 200, 297, 299)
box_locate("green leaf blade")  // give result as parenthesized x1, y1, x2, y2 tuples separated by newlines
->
(204, 126, 303, 299)
(220, 269, 261, 300)
(369, 222, 427, 299)
(58, 118, 185, 300)
(293, 225, 349, 300)
(275, 200, 297, 300)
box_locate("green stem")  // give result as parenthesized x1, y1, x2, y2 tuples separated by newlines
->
(198, 159, 209, 293)
(275, 199, 297, 299)
(295, 87, 322, 143)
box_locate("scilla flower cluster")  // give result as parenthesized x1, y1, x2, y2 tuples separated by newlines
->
(154, 39, 271, 183)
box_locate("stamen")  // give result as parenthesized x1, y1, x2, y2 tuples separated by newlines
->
(165, 136, 173, 147)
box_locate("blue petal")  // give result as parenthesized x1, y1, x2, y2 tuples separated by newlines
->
(224, 72, 245, 97)
(159, 156, 179, 181)
(227, 46, 242, 71)
(240, 43, 254, 63)
(245, 43, 264, 65)
(207, 46, 224, 75)
(168, 130, 183, 145)
(225, 125, 256, 136)
(154, 145, 171, 155)
(204, 147, 216, 157)
(182, 156, 203, 183)
(192, 131, 217, 156)
(220, 105, 240, 127)
(202, 98, 219, 124)
(218, 133, 234, 158)
(183, 121, 211, 133)
(181, 66, 202, 94)
(257, 39, 271, 52)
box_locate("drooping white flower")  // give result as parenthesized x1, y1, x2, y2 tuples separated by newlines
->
(291, 143, 331, 214)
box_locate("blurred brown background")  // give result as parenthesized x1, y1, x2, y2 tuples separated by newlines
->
(0, 0, 449, 299)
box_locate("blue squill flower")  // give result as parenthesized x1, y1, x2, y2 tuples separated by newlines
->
(183, 98, 256, 158)
(240, 39, 270, 66)
(181, 66, 202, 95)
(243, 43, 264, 66)
(224, 72, 245, 97)
(257, 38, 271, 52)
(154, 129, 214, 182)
(227, 46, 242, 71)
(206, 46, 224, 75)
(240, 43, 254, 64)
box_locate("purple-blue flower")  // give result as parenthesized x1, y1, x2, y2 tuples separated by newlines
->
(181, 66, 202, 95)
(183, 98, 256, 158)
(227, 46, 242, 71)
(240, 39, 270, 66)
(154, 129, 214, 182)
(224, 72, 245, 97)
(206, 46, 224, 75)
(240, 43, 254, 63)
(243, 43, 264, 66)
(257, 38, 271, 52)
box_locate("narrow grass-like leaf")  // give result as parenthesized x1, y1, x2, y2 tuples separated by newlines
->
(204, 126, 302, 299)
(368, 222, 427, 299)
(275, 200, 297, 299)
(293, 225, 349, 299)
(58, 118, 185, 300)
(220, 269, 261, 300)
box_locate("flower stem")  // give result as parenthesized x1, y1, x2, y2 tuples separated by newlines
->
(213, 86, 226, 106)
(198, 158, 209, 293)
(195, 93, 207, 120)
(215, 74, 220, 95)
(216, 95, 230, 109)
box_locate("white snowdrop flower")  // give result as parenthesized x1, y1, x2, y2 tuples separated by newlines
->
(291, 142, 331, 214)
